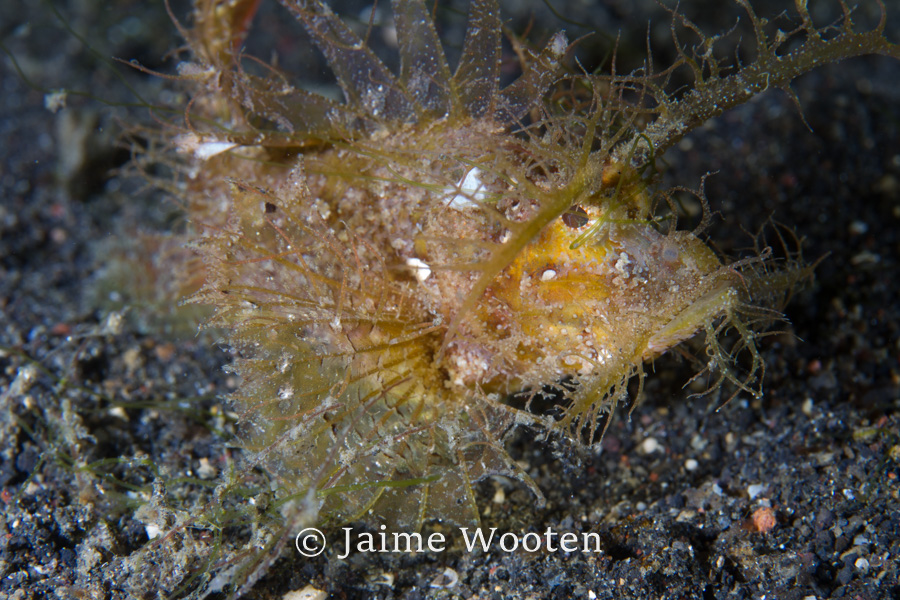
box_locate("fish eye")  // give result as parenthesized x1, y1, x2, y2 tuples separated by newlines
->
(562, 205, 589, 229)
(662, 244, 679, 263)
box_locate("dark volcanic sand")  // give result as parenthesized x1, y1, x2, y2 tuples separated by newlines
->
(1, 1, 898, 599)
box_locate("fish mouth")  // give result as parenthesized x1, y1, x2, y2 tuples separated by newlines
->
(642, 284, 739, 360)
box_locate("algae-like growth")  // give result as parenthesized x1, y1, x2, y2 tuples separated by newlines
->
(164, 0, 897, 532)
(139, 0, 898, 594)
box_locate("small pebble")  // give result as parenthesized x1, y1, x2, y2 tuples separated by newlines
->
(750, 507, 776, 533)
(197, 457, 217, 480)
(848, 220, 868, 235)
(430, 567, 459, 589)
(850, 250, 880, 265)
(145, 524, 162, 540)
(282, 585, 327, 600)
(802, 397, 814, 416)
(108, 406, 129, 421)
(747, 483, 767, 499)
(639, 437, 662, 454)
